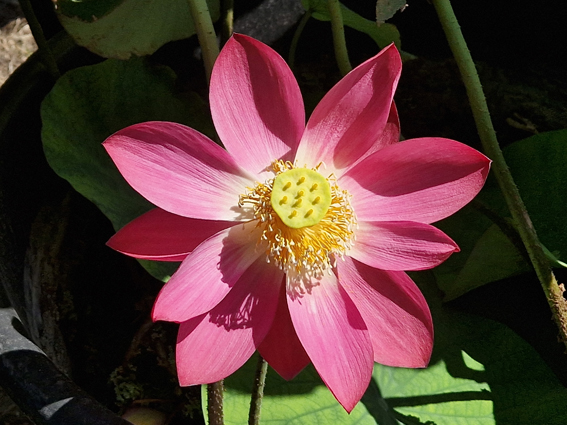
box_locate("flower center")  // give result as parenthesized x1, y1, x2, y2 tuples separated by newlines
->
(238, 161, 356, 293)
(270, 168, 332, 228)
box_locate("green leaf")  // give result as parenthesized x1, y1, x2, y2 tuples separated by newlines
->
(223, 272, 567, 424)
(442, 224, 531, 301)
(223, 357, 376, 424)
(57, 0, 124, 21)
(376, 0, 407, 25)
(57, 0, 220, 59)
(500, 129, 567, 256)
(40, 57, 214, 280)
(302, 0, 401, 50)
(434, 129, 567, 299)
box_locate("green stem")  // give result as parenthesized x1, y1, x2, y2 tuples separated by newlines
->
(431, 0, 567, 349)
(327, 0, 352, 75)
(18, 0, 60, 79)
(220, 0, 234, 47)
(207, 381, 224, 425)
(248, 355, 268, 425)
(188, 0, 220, 84)
(289, 10, 312, 71)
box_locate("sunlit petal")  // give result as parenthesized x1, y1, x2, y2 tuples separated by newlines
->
(287, 273, 373, 412)
(104, 121, 254, 221)
(107, 208, 234, 261)
(152, 223, 263, 323)
(341, 137, 491, 223)
(175, 259, 283, 385)
(350, 221, 459, 271)
(210, 34, 304, 178)
(295, 44, 401, 175)
(338, 257, 433, 367)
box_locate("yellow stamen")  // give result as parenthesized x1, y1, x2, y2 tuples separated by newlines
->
(238, 160, 356, 294)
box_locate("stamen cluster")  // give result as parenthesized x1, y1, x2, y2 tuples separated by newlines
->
(238, 161, 356, 294)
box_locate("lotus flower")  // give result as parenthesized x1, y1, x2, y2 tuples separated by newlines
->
(103, 34, 490, 411)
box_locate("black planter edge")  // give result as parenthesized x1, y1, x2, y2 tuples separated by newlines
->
(0, 32, 131, 425)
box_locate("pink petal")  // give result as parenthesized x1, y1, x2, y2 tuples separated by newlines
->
(152, 222, 263, 323)
(107, 208, 235, 261)
(258, 285, 311, 380)
(350, 221, 459, 271)
(103, 121, 254, 221)
(337, 257, 433, 368)
(295, 44, 401, 174)
(175, 259, 283, 385)
(341, 137, 491, 223)
(210, 34, 305, 177)
(287, 273, 373, 412)
(352, 101, 400, 166)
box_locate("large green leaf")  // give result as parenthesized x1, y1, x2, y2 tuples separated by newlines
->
(434, 129, 567, 299)
(301, 0, 401, 50)
(41, 57, 214, 280)
(221, 272, 567, 424)
(57, 0, 124, 21)
(499, 130, 567, 255)
(221, 358, 375, 424)
(57, 0, 220, 59)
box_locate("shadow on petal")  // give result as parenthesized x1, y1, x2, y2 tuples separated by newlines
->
(175, 258, 284, 385)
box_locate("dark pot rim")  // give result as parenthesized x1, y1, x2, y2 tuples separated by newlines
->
(0, 31, 131, 425)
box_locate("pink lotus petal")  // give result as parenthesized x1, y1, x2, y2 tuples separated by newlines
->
(341, 137, 491, 223)
(107, 208, 235, 261)
(210, 34, 305, 177)
(295, 44, 401, 174)
(152, 223, 263, 323)
(287, 273, 373, 412)
(175, 259, 284, 385)
(352, 101, 400, 166)
(337, 257, 433, 367)
(103, 121, 254, 221)
(258, 285, 311, 380)
(350, 221, 459, 271)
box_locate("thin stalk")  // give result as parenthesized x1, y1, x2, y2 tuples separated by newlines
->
(248, 355, 269, 425)
(220, 0, 234, 47)
(326, 0, 352, 75)
(289, 10, 311, 71)
(18, 0, 60, 79)
(188, 0, 220, 84)
(431, 0, 567, 349)
(207, 381, 224, 425)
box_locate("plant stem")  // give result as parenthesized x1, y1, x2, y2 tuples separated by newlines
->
(431, 0, 567, 349)
(248, 355, 268, 425)
(220, 0, 234, 47)
(207, 381, 224, 425)
(327, 0, 352, 75)
(289, 10, 312, 71)
(18, 0, 60, 79)
(188, 0, 220, 84)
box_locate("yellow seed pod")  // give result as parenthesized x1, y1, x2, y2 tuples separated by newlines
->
(270, 168, 332, 228)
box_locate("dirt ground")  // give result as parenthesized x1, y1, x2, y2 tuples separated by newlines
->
(0, 0, 37, 86)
